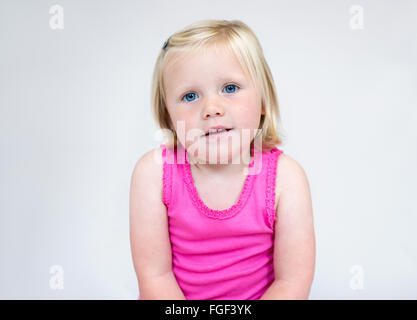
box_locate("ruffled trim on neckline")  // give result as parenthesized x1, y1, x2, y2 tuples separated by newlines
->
(182, 148, 259, 220)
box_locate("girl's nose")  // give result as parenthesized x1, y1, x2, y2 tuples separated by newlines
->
(202, 101, 225, 119)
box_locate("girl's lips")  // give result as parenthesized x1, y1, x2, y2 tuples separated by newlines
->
(203, 128, 234, 140)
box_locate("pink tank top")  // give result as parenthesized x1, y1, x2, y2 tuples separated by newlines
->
(138, 143, 283, 300)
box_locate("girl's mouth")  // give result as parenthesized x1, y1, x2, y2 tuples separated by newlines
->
(203, 128, 234, 140)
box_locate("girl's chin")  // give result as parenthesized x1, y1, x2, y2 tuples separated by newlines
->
(187, 147, 244, 165)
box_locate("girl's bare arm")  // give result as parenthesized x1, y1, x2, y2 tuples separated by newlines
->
(129, 147, 186, 300)
(260, 154, 316, 299)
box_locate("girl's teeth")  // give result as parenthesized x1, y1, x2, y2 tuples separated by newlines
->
(205, 128, 232, 136)
(211, 129, 225, 133)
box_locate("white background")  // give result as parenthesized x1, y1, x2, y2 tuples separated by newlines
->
(0, 0, 416, 299)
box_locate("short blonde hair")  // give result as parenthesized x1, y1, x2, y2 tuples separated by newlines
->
(151, 19, 286, 155)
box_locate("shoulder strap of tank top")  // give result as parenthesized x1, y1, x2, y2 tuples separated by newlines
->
(265, 147, 284, 229)
(160, 144, 172, 207)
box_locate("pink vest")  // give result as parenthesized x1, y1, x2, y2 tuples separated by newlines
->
(139, 143, 283, 300)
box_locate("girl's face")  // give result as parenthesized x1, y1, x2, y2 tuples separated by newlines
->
(163, 44, 264, 164)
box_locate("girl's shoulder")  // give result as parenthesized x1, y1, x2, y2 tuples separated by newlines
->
(134, 146, 164, 174)
(274, 151, 310, 212)
(131, 146, 164, 199)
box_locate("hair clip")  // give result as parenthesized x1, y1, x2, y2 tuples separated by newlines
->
(162, 35, 172, 50)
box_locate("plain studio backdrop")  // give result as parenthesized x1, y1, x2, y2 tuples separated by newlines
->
(0, 0, 416, 299)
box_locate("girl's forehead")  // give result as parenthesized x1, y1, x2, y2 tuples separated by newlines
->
(163, 44, 245, 79)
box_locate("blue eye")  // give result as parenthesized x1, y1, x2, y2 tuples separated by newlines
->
(181, 84, 239, 102)
(182, 92, 197, 102)
(224, 84, 238, 93)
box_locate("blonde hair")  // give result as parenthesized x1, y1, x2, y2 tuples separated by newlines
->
(151, 19, 286, 156)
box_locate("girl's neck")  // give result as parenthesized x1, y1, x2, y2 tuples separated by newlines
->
(186, 147, 253, 179)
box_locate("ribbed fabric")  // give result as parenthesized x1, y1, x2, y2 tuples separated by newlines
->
(138, 143, 283, 300)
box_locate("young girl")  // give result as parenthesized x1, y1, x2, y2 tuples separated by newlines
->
(130, 19, 315, 300)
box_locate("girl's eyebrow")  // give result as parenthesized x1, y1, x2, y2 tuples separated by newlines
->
(218, 75, 247, 84)
(173, 84, 197, 97)
(174, 75, 247, 95)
